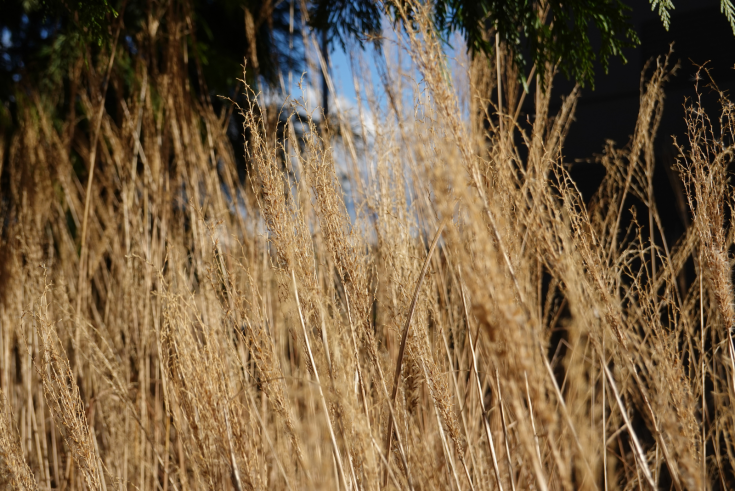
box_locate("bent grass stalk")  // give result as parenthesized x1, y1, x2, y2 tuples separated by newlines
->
(383, 217, 447, 486)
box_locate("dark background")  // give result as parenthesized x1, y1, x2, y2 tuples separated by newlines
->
(561, 0, 735, 161)
(549, 0, 735, 248)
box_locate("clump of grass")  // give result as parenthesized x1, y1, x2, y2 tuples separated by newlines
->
(0, 387, 38, 490)
(3, 1, 735, 489)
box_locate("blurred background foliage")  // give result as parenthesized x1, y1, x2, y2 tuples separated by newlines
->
(0, 0, 305, 127)
(1, 0, 733, 157)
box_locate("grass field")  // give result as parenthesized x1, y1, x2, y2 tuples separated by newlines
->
(2, 1, 735, 489)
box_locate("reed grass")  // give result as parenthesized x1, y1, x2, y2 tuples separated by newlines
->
(2, 1, 735, 489)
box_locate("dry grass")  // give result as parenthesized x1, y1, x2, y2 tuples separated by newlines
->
(2, 2, 735, 489)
